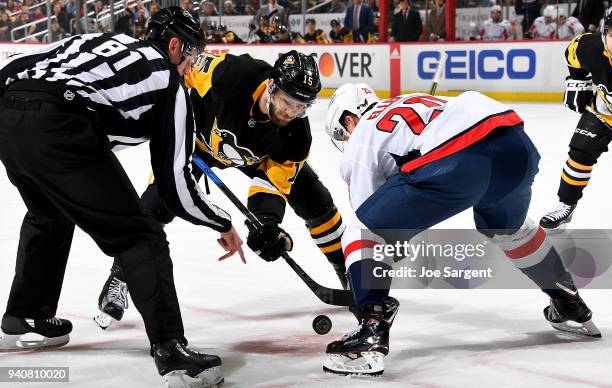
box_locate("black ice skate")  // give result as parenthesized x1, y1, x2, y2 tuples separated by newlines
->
(0, 315, 72, 351)
(324, 296, 399, 376)
(94, 263, 129, 330)
(544, 294, 601, 338)
(153, 339, 223, 388)
(539, 202, 576, 230)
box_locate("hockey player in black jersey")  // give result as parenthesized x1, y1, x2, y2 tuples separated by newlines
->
(96, 51, 351, 329)
(541, 10, 612, 230)
(0, 6, 242, 388)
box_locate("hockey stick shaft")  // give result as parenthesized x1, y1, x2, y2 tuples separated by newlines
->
(192, 156, 354, 307)
(429, 52, 447, 96)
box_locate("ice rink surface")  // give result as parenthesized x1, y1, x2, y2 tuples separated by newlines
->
(1, 100, 612, 388)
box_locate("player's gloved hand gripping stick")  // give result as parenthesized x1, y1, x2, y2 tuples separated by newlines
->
(192, 156, 354, 307)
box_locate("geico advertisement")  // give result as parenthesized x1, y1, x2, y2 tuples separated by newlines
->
(207, 44, 389, 89)
(401, 41, 568, 92)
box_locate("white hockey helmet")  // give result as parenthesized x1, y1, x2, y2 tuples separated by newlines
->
(556, 6, 566, 18)
(490, 5, 502, 13)
(325, 83, 379, 145)
(543, 5, 556, 18)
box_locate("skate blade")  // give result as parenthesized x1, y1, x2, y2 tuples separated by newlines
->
(93, 311, 114, 330)
(551, 319, 602, 338)
(0, 333, 70, 351)
(162, 367, 223, 388)
(323, 351, 385, 376)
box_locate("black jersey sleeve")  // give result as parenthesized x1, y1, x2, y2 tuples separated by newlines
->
(565, 33, 593, 79)
(149, 76, 232, 233)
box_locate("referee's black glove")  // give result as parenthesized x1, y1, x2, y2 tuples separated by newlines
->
(564, 76, 594, 114)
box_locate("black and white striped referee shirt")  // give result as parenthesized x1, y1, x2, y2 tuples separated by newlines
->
(0, 32, 232, 232)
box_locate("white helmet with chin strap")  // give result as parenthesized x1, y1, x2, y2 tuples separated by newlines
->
(325, 83, 379, 147)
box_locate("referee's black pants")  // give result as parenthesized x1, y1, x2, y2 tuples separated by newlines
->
(0, 89, 184, 345)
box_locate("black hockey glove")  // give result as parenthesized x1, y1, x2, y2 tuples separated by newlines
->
(564, 76, 594, 114)
(246, 221, 293, 262)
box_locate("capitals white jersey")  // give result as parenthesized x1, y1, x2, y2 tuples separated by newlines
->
(480, 18, 513, 40)
(556, 16, 584, 39)
(340, 91, 523, 268)
(529, 16, 556, 39)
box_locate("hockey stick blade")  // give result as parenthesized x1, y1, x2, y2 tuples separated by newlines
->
(192, 156, 354, 307)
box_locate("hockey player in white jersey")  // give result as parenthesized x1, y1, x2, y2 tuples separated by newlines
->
(322, 84, 601, 376)
(480, 5, 513, 40)
(556, 7, 584, 39)
(529, 5, 557, 39)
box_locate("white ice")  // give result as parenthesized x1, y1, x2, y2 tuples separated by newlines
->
(1, 101, 612, 388)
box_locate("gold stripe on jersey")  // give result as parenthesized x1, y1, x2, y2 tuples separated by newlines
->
(565, 34, 585, 68)
(248, 185, 286, 200)
(257, 157, 305, 196)
(567, 158, 593, 171)
(185, 53, 227, 97)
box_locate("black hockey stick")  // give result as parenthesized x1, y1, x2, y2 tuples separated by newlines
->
(192, 156, 354, 307)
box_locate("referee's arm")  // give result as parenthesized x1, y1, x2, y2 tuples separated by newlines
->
(150, 82, 232, 233)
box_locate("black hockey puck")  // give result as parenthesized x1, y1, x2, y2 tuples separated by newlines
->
(312, 314, 332, 335)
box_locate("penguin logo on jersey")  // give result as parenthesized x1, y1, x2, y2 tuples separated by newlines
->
(206, 119, 263, 167)
(595, 84, 612, 112)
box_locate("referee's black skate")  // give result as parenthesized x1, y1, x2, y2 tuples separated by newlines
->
(94, 262, 129, 330)
(153, 339, 223, 388)
(0, 315, 72, 351)
(324, 297, 399, 376)
(539, 202, 576, 230)
(544, 294, 601, 338)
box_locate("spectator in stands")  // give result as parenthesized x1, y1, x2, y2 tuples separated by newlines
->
(65, 0, 77, 18)
(149, 2, 160, 18)
(244, 2, 256, 15)
(389, 0, 422, 42)
(0, 10, 12, 42)
(115, 2, 134, 36)
(49, 17, 67, 41)
(254, 0, 287, 27)
(556, 6, 584, 39)
(135, 0, 150, 19)
(181, 0, 198, 20)
(31, 5, 46, 37)
(6, 0, 21, 14)
(134, 6, 147, 37)
(572, 0, 604, 33)
(223, 0, 239, 15)
(329, 18, 349, 42)
(480, 4, 512, 40)
(202, 1, 219, 16)
(303, 17, 330, 43)
(12, 12, 36, 41)
(515, 0, 542, 38)
(529, 4, 556, 39)
(327, 0, 347, 14)
(427, 0, 445, 41)
(93, 0, 110, 32)
(344, 0, 374, 42)
(52, 2, 71, 34)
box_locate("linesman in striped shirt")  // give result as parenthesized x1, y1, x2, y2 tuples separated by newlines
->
(0, 6, 239, 387)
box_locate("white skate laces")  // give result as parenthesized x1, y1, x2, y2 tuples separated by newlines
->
(107, 278, 128, 309)
(543, 202, 574, 222)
